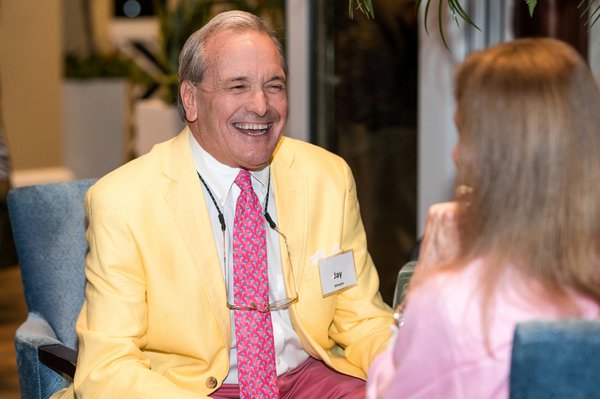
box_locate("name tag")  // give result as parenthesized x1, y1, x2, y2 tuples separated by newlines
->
(318, 250, 357, 297)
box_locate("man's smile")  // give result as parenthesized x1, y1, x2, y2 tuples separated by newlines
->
(233, 122, 271, 136)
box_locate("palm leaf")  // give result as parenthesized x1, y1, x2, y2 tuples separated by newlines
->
(525, 0, 538, 17)
(448, 0, 478, 27)
(417, 0, 480, 49)
(348, 0, 374, 19)
(438, 0, 448, 48)
(578, 0, 600, 27)
(423, 0, 433, 35)
(352, 0, 600, 48)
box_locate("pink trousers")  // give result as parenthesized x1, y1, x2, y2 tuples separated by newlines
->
(210, 357, 365, 398)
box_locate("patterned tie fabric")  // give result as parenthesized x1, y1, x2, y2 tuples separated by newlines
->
(233, 169, 279, 398)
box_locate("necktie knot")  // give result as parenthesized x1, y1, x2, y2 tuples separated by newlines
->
(235, 169, 253, 192)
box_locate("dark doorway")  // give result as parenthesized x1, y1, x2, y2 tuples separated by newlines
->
(312, 0, 419, 305)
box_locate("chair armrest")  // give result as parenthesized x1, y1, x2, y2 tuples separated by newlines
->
(15, 313, 75, 399)
(39, 344, 77, 379)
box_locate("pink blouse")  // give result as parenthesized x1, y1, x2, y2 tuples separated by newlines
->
(366, 258, 600, 399)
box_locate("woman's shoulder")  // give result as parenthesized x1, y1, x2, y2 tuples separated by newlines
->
(408, 259, 486, 310)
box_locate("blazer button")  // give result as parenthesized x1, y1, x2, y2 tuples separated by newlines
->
(206, 376, 218, 389)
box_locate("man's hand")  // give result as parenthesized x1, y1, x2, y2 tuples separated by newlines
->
(418, 202, 461, 270)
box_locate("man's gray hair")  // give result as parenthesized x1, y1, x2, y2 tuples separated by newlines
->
(177, 10, 286, 120)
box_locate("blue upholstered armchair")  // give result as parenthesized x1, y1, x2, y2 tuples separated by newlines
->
(8, 180, 95, 399)
(510, 319, 600, 399)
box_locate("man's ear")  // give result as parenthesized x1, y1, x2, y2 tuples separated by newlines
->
(180, 81, 198, 122)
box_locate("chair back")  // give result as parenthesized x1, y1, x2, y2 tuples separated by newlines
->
(8, 179, 95, 349)
(509, 319, 600, 399)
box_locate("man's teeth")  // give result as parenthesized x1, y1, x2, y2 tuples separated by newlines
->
(234, 122, 269, 135)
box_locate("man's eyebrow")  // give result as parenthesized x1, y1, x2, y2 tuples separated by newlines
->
(267, 75, 287, 83)
(225, 77, 250, 84)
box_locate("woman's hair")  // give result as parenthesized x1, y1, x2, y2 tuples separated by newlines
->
(177, 10, 286, 120)
(453, 38, 600, 309)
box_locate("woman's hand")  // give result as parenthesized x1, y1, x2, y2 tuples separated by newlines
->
(418, 201, 461, 270)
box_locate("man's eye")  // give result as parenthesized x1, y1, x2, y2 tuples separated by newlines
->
(229, 85, 247, 91)
(266, 84, 285, 93)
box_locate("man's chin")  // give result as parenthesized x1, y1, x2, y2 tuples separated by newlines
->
(239, 160, 271, 171)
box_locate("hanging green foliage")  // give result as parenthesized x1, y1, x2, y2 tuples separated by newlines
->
(350, 0, 600, 48)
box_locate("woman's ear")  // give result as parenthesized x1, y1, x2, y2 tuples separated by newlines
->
(180, 81, 198, 122)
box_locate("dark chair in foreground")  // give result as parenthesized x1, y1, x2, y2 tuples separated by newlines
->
(8, 179, 95, 399)
(509, 319, 600, 399)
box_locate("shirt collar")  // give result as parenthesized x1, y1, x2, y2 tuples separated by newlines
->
(188, 134, 270, 205)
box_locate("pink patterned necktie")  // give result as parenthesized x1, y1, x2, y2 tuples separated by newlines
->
(233, 169, 279, 398)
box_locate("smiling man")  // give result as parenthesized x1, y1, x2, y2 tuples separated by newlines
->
(52, 11, 393, 399)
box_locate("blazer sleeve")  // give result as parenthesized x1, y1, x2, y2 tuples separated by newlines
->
(328, 158, 395, 374)
(72, 182, 208, 399)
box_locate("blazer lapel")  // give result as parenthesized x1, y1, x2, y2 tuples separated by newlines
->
(272, 139, 308, 292)
(162, 129, 231, 347)
(271, 139, 326, 358)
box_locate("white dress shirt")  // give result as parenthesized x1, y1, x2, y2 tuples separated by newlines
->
(189, 134, 309, 384)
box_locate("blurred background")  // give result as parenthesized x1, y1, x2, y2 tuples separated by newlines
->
(0, 0, 599, 396)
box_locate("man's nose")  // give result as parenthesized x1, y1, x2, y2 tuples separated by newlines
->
(245, 89, 269, 116)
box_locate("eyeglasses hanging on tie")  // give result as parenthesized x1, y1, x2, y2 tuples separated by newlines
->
(198, 171, 299, 313)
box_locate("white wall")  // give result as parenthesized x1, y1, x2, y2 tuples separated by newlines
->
(417, 6, 467, 235)
(284, 0, 310, 142)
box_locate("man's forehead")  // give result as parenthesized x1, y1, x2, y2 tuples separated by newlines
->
(206, 29, 275, 54)
(199, 29, 285, 81)
(205, 53, 285, 80)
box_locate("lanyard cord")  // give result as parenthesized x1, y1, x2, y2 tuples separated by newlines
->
(264, 172, 277, 230)
(196, 170, 277, 232)
(198, 170, 294, 302)
(197, 172, 227, 277)
(197, 172, 226, 232)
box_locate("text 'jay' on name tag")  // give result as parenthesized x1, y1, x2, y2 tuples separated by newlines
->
(318, 250, 358, 297)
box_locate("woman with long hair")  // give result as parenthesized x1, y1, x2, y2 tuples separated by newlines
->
(366, 38, 600, 398)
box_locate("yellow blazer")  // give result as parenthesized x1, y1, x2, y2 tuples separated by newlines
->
(54, 128, 393, 398)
